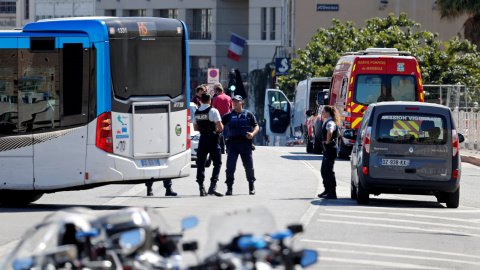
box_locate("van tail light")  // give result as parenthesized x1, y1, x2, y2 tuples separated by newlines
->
(363, 167, 368, 175)
(345, 107, 351, 128)
(452, 129, 459, 157)
(187, 109, 191, 149)
(364, 126, 372, 154)
(96, 111, 113, 153)
(453, 170, 458, 179)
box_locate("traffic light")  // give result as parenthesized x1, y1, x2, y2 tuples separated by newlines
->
(228, 72, 236, 92)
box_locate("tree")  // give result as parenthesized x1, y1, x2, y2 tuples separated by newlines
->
(438, 0, 480, 49)
(277, 13, 480, 99)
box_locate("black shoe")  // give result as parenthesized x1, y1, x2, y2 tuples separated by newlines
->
(147, 187, 154, 197)
(225, 186, 233, 196)
(165, 187, 177, 196)
(199, 184, 207, 197)
(249, 182, 255, 195)
(208, 182, 224, 197)
(323, 190, 337, 199)
(317, 189, 330, 198)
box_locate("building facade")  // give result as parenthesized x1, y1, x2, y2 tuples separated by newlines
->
(95, 0, 285, 89)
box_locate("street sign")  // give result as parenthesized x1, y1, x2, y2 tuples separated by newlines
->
(275, 58, 291, 76)
(207, 68, 220, 84)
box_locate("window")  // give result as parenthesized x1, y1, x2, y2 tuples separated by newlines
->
(270, 7, 275, 40)
(191, 9, 211, 39)
(0, 2, 15, 14)
(157, 9, 177, 19)
(128, 9, 146, 17)
(261, 8, 266, 40)
(105, 9, 116, 16)
(25, 0, 29, 19)
(354, 74, 417, 105)
(376, 113, 446, 145)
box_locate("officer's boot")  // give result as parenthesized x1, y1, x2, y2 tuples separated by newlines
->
(323, 188, 337, 199)
(225, 185, 233, 196)
(317, 188, 330, 198)
(146, 186, 154, 196)
(165, 187, 177, 196)
(199, 183, 207, 197)
(249, 182, 255, 195)
(208, 182, 224, 197)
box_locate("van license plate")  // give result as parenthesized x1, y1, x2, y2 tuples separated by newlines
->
(141, 159, 161, 167)
(381, 159, 410, 166)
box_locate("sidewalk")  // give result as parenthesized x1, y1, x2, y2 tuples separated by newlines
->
(460, 148, 480, 167)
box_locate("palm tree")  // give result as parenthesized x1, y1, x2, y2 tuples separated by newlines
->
(438, 0, 480, 50)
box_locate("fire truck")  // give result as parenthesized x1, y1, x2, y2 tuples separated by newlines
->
(317, 48, 425, 158)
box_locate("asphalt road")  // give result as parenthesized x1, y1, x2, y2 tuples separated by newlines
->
(0, 146, 479, 269)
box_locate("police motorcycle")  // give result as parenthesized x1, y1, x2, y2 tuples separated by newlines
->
(186, 207, 318, 270)
(1, 207, 198, 270)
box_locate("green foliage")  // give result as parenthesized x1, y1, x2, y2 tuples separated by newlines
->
(277, 13, 480, 99)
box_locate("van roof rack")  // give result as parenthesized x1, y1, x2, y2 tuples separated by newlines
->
(344, 48, 411, 56)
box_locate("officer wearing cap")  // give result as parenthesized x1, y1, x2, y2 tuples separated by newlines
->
(192, 93, 224, 197)
(222, 95, 259, 195)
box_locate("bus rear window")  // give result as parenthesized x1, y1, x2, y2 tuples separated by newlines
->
(110, 36, 184, 99)
(375, 114, 447, 145)
(354, 75, 417, 105)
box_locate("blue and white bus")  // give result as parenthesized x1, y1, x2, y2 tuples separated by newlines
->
(0, 17, 191, 204)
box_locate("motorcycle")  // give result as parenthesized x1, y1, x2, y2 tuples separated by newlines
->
(186, 207, 318, 270)
(1, 207, 198, 270)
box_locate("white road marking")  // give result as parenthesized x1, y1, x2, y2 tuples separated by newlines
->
(325, 208, 480, 224)
(316, 219, 480, 237)
(318, 256, 442, 269)
(302, 239, 480, 260)
(315, 247, 480, 267)
(318, 213, 480, 231)
(0, 240, 20, 265)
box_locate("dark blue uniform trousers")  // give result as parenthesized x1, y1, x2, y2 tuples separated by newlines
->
(145, 180, 172, 188)
(225, 141, 255, 186)
(320, 144, 337, 189)
(196, 136, 222, 184)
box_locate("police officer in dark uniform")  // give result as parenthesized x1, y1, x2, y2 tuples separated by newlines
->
(318, 105, 340, 199)
(222, 95, 259, 195)
(145, 180, 177, 196)
(193, 93, 224, 197)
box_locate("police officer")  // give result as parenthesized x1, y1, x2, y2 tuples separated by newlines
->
(222, 95, 259, 195)
(145, 180, 177, 196)
(192, 93, 224, 197)
(318, 105, 340, 199)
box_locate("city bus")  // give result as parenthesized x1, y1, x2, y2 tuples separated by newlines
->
(0, 17, 192, 204)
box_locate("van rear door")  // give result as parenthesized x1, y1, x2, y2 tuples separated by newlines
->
(264, 89, 291, 143)
(369, 109, 451, 181)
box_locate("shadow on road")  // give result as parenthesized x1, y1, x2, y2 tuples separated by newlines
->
(310, 197, 445, 208)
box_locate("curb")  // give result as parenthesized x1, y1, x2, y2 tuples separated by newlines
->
(461, 155, 480, 167)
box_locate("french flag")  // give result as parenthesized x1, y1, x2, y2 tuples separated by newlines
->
(227, 33, 246, 62)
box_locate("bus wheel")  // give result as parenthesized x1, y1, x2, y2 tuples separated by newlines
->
(0, 191, 44, 205)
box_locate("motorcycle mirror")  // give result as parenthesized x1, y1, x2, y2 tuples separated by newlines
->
(118, 228, 145, 255)
(300, 249, 318, 267)
(287, 224, 303, 235)
(13, 257, 34, 270)
(181, 216, 198, 231)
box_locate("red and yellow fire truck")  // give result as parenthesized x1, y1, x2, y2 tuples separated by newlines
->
(318, 48, 425, 158)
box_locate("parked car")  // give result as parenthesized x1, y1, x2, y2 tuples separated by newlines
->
(346, 101, 464, 208)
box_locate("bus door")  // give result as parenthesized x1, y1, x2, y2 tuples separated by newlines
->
(0, 38, 34, 190)
(31, 36, 90, 189)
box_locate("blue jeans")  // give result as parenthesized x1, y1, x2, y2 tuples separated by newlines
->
(225, 141, 255, 186)
(196, 136, 222, 184)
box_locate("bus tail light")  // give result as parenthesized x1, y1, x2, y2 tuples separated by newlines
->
(96, 111, 113, 153)
(452, 129, 459, 157)
(364, 126, 372, 154)
(187, 108, 191, 149)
